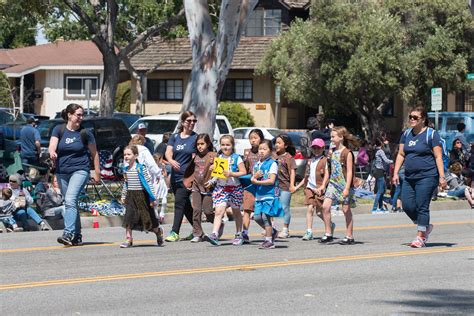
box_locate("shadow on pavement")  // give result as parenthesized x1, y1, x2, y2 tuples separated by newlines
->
(400, 242, 457, 247)
(382, 289, 474, 314)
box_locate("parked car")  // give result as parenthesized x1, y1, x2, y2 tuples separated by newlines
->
(0, 108, 27, 152)
(234, 127, 282, 155)
(129, 112, 233, 150)
(37, 117, 131, 177)
(23, 113, 50, 123)
(286, 131, 308, 182)
(428, 112, 473, 150)
(112, 112, 142, 128)
(54, 110, 99, 119)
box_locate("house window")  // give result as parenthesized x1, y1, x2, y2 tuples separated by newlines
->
(221, 79, 253, 101)
(65, 75, 99, 97)
(245, 9, 281, 36)
(147, 79, 183, 101)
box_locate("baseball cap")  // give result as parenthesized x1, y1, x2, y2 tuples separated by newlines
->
(311, 138, 325, 148)
(138, 123, 147, 130)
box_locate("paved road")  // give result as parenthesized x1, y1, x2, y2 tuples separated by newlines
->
(1, 209, 473, 315)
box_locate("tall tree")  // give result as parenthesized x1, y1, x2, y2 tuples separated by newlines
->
(181, 0, 258, 137)
(41, 0, 185, 116)
(0, 0, 39, 48)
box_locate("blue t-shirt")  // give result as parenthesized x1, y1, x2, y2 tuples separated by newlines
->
(52, 125, 95, 174)
(400, 128, 441, 180)
(168, 132, 197, 183)
(20, 125, 40, 159)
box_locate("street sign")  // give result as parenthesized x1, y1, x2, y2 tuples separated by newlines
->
(467, 73, 474, 80)
(431, 88, 442, 111)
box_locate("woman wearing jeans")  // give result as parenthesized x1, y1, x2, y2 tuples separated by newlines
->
(392, 106, 446, 248)
(164, 111, 198, 241)
(371, 138, 393, 214)
(49, 104, 100, 246)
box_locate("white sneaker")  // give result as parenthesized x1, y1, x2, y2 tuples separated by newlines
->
(278, 230, 290, 238)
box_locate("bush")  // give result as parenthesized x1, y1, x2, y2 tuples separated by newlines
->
(217, 102, 255, 128)
(115, 81, 131, 113)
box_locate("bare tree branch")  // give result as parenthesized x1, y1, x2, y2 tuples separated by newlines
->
(120, 8, 185, 59)
(63, 0, 103, 44)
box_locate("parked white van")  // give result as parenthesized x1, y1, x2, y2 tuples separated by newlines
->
(129, 112, 233, 150)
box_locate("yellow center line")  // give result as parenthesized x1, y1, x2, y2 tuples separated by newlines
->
(1, 245, 472, 291)
(1, 220, 473, 254)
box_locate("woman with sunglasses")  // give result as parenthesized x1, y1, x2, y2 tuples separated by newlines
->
(49, 103, 100, 246)
(392, 106, 447, 248)
(164, 111, 198, 242)
(449, 139, 468, 167)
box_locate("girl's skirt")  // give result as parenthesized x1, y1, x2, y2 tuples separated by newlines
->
(122, 190, 159, 231)
(212, 185, 243, 208)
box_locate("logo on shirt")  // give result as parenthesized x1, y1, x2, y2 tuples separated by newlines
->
(408, 139, 418, 147)
(176, 144, 186, 151)
(65, 137, 77, 144)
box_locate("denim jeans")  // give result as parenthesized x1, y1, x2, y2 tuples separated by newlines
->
(401, 176, 438, 231)
(448, 186, 467, 198)
(0, 216, 17, 227)
(280, 190, 292, 225)
(14, 207, 43, 226)
(392, 173, 405, 207)
(372, 177, 386, 210)
(57, 170, 89, 237)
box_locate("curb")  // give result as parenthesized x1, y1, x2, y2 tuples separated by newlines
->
(35, 199, 468, 231)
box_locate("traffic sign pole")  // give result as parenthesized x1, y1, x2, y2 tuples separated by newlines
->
(431, 88, 442, 129)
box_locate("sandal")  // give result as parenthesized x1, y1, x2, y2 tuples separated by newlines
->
(120, 239, 133, 248)
(340, 236, 355, 245)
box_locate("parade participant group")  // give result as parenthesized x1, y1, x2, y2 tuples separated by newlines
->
(3, 104, 471, 251)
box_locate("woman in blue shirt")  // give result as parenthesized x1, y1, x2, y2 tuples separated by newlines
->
(48, 104, 100, 246)
(392, 106, 447, 248)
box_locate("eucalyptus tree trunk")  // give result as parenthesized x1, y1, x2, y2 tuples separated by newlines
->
(182, 0, 258, 137)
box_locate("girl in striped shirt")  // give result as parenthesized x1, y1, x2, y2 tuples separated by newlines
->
(120, 145, 163, 248)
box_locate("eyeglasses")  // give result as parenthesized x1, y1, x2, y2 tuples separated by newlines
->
(408, 115, 420, 121)
(185, 119, 197, 124)
(74, 113, 84, 118)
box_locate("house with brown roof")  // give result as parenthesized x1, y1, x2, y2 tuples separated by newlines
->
(0, 41, 103, 118)
(128, 0, 311, 128)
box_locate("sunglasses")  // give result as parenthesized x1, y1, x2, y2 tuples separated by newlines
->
(9, 180, 17, 183)
(408, 115, 421, 121)
(185, 119, 197, 124)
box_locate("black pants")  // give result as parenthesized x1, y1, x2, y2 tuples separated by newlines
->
(171, 181, 193, 234)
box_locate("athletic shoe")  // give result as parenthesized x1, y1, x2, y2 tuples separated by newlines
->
(206, 233, 220, 246)
(190, 236, 202, 243)
(241, 231, 251, 244)
(259, 240, 275, 249)
(72, 235, 83, 246)
(278, 230, 290, 238)
(156, 227, 164, 246)
(340, 236, 355, 245)
(57, 234, 73, 246)
(410, 236, 426, 248)
(371, 209, 379, 214)
(302, 231, 313, 241)
(218, 221, 225, 238)
(319, 234, 333, 243)
(165, 231, 179, 242)
(232, 233, 244, 246)
(330, 222, 336, 236)
(182, 233, 194, 241)
(40, 221, 51, 231)
(425, 224, 434, 242)
(120, 239, 133, 248)
(271, 228, 278, 243)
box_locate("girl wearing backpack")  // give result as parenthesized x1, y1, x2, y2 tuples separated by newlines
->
(206, 135, 246, 246)
(393, 106, 447, 248)
(321, 126, 359, 245)
(49, 104, 100, 246)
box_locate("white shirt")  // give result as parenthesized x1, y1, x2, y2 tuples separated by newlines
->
(307, 156, 325, 189)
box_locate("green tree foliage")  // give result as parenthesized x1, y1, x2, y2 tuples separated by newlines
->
(217, 102, 255, 128)
(258, 0, 474, 137)
(0, 0, 39, 48)
(115, 81, 131, 112)
(0, 72, 14, 107)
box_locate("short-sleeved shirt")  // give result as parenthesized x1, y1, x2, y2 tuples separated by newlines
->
(144, 137, 155, 154)
(276, 152, 297, 191)
(168, 132, 197, 183)
(400, 128, 441, 180)
(52, 125, 95, 174)
(20, 125, 40, 159)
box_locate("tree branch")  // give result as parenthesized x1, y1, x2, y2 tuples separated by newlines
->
(120, 8, 185, 60)
(63, 0, 103, 44)
(106, 0, 118, 48)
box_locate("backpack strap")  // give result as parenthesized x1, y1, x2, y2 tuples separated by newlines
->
(57, 123, 88, 147)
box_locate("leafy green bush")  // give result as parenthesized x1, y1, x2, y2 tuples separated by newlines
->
(217, 101, 255, 128)
(0, 72, 13, 108)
